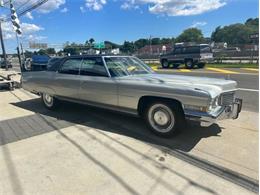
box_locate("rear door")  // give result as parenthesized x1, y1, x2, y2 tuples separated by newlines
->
(183, 46, 201, 61)
(78, 57, 117, 106)
(169, 48, 183, 63)
(53, 57, 82, 99)
(200, 45, 213, 60)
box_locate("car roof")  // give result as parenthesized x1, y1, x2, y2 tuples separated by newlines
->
(62, 54, 132, 59)
(175, 44, 210, 48)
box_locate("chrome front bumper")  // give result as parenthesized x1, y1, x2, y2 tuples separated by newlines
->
(185, 98, 242, 127)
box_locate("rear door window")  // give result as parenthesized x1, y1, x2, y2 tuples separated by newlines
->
(174, 48, 182, 54)
(59, 58, 82, 75)
(80, 57, 108, 77)
(184, 46, 200, 54)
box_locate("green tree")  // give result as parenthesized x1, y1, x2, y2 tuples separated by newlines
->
(245, 18, 259, 28)
(161, 38, 173, 44)
(46, 48, 56, 55)
(120, 41, 135, 54)
(151, 37, 160, 45)
(211, 18, 259, 44)
(176, 28, 204, 43)
(63, 43, 80, 55)
(134, 38, 149, 49)
(89, 38, 95, 45)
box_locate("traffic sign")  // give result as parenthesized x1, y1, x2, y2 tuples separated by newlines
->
(250, 34, 259, 39)
(94, 42, 105, 49)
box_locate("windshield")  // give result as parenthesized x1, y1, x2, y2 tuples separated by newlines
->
(104, 56, 153, 77)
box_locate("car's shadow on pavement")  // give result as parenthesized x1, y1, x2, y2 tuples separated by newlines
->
(8, 98, 222, 152)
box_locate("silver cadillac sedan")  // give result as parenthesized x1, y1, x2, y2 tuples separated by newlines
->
(21, 55, 242, 137)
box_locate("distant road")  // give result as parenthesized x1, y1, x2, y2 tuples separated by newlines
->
(157, 68, 259, 112)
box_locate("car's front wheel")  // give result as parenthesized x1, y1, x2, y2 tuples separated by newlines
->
(144, 101, 184, 137)
(42, 93, 59, 110)
(197, 63, 205, 68)
(161, 60, 169, 68)
(185, 59, 194, 69)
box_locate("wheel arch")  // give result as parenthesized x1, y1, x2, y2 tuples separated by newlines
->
(137, 96, 184, 117)
(184, 58, 193, 63)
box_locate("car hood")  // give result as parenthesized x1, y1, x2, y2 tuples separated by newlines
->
(118, 73, 237, 97)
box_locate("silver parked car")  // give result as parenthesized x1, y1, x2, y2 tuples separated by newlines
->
(21, 55, 242, 137)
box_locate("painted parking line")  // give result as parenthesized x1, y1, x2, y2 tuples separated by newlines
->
(206, 67, 239, 74)
(178, 69, 191, 72)
(238, 88, 259, 92)
(241, 68, 259, 72)
(151, 66, 158, 71)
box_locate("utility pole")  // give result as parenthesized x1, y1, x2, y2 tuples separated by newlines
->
(149, 35, 152, 55)
(0, 19, 8, 70)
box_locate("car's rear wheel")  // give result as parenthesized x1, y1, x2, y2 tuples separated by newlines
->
(197, 63, 205, 68)
(161, 60, 169, 68)
(185, 59, 194, 69)
(173, 64, 179, 69)
(144, 101, 184, 137)
(42, 93, 59, 110)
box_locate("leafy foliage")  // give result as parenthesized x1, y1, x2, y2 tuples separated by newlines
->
(175, 28, 204, 43)
(211, 18, 258, 44)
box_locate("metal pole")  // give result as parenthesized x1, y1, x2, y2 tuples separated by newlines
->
(15, 33, 22, 70)
(0, 20, 8, 70)
(149, 35, 152, 55)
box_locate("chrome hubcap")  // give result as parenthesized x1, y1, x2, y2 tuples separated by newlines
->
(45, 94, 52, 103)
(43, 93, 53, 107)
(153, 110, 169, 126)
(148, 104, 175, 133)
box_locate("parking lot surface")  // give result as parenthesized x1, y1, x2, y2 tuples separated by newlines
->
(0, 87, 258, 195)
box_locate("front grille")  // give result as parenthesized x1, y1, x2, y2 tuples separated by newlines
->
(219, 92, 235, 106)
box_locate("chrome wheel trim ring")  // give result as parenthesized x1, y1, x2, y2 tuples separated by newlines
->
(186, 61, 193, 68)
(43, 93, 54, 107)
(148, 104, 175, 133)
(163, 61, 168, 67)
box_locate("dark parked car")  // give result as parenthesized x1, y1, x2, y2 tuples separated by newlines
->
(0, 60, 12, 68)
(160, 44, 213, 69)
(31, 55, 50, 71)
(47, 57, 63, 71)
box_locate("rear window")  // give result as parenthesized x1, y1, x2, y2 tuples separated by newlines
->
(200, 46, 212, 53)
(183, 46, 200, 54)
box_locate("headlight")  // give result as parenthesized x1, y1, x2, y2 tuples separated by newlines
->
(208, 96, 219, 111)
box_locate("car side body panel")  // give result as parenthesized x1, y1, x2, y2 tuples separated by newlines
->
(21, 55, 242, 127)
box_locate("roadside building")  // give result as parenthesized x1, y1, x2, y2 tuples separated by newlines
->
(137, 44, 173, 56)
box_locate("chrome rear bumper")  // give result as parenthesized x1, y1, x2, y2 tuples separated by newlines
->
(185, 98, 242, 127)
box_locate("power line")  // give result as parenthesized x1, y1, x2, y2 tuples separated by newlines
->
(2, 0, 49, 22)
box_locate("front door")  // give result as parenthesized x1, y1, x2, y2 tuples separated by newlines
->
(78, 57, 117, 106)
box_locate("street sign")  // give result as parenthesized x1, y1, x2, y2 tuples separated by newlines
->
(250, 34, 259, 39)
(29, 42, 48, 49)
(94, 42, 105, 49)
